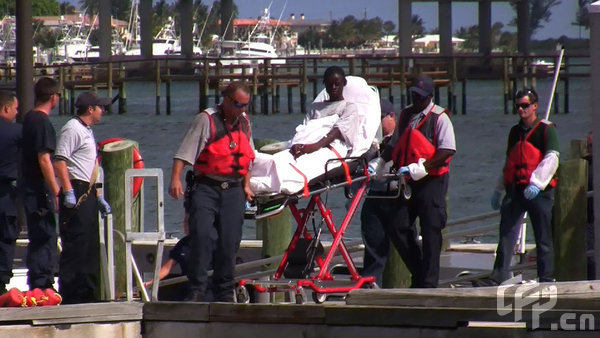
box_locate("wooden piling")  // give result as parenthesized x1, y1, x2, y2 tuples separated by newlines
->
(155, 60, 161, 115)
(503, 57, 509, 114)
(312, 59, 318, 99)
(381, 243, 412, 288)
(119, 63, 126, 114)
(199, 59, 209, 111)
(552, 157, 588, 281)
(69, 87, 75, 115)
(252, 69, 259, 115)
(100, 139, 142, 298)
(58, 65, 65, 115)
(253, 139, 292, 271)
(287, 85, 293, 114)
(300, 59, 307, 114)
(107, 62, 113, 114)
(461, 79, 467, 115)
(166, 61, 171, 116)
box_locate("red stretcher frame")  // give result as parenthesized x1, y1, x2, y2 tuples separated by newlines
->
(237, 162, 377, 304)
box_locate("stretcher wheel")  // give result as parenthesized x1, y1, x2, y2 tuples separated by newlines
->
(311, 292, 327, 304)
(294, 288, 306, 304)
(234, 285, 250, 304)
(368, 282, 379, 289)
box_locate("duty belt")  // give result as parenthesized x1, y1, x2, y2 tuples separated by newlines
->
(195, 176, 241, 190)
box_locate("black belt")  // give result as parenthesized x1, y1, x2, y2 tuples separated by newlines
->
(195, 176, 241, 190)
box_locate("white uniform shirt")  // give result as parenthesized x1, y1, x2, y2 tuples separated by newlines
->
(55, 118, 97, 182)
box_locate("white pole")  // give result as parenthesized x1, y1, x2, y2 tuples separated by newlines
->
(543, 47, 565, 120)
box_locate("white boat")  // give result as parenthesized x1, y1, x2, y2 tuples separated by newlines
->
(234, 33, 285, 65)
(125, 16, 184, 56)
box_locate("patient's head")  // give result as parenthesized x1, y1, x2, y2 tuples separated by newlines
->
(323, 66, 347, 102)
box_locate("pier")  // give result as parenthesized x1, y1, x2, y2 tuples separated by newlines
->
(2, 281, 600, 337)
(0, 52, 589, 117)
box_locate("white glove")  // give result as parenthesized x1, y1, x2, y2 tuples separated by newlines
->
(406, 158, 428, 181)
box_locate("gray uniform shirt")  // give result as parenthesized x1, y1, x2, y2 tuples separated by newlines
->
(55, 118, 98, 182)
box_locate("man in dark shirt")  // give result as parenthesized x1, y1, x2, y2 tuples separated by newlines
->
(0, 91, 20, 294)
(19, 77, 61, 290)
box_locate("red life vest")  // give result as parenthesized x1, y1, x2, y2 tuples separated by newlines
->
(193, 109, 255, 177)
(503, 120, 557, 187)
(391, 105, 451, 177)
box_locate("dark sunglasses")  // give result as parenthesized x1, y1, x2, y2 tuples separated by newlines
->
(516, 102, 531, 109)
(229, 96, 248, 108)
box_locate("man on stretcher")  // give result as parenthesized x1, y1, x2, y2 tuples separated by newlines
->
(250, 66, 381, 195)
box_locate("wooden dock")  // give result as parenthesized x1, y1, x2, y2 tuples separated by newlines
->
(1, 281, 599, 337)
(0, 52, 588, 117)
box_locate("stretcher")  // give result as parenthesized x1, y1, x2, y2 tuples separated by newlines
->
(237, 157, 379, 304)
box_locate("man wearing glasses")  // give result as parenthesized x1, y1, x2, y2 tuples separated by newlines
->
(483, 88, 559, 285)
(169, 82, 255, 302)
(381, 74, 456, 288)
(19, 77, 62, 291)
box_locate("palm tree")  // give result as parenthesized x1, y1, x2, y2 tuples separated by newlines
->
(509, 0, 561, 39)
(573, 0, 591, 38)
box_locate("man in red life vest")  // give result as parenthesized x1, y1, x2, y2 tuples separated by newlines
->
(169, 82, 255, 302)
(381, 75, 456, 288)
(486, 88, 559, 285)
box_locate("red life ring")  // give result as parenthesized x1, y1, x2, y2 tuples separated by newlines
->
(97, 137, 145, 197)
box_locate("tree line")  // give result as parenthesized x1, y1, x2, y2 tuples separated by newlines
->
(0, 0, 592, 52)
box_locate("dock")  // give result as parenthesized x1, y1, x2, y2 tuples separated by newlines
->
(0, 52, 589, 117)
(2, 281, 600, 337)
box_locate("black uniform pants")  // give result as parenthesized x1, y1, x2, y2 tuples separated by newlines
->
(385, 174, 449, 288)
(187, 181, 245, 302)
(20, 180, 58, 289)
(0, 183, 18, 288)
(360, 194, 395, 285)
(58, 180, 100, 304)
(491, 185, 555, 283)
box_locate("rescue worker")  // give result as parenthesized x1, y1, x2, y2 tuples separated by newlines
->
(486, 88, 559, 285)
(54, 91, 112, 303)
(381, 74, 456, 288)
(359, 99, 396, 285)
(0, 91, 20, 294)
(169, 82, 255, 302)
(19, 77, 62, 290)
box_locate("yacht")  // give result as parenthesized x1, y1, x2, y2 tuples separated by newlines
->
(234, 33, 285, 65)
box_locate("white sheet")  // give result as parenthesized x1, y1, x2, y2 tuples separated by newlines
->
(250, 76, 381, 194)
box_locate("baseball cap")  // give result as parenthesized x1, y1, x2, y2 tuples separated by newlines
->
(409, 75, 434, 98)
(75, 91, 111, 108)
(380, 99, 394, 118)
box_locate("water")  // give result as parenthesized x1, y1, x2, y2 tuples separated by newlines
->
(48, 77, 591, 243)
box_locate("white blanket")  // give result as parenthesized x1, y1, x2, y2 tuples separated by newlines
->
(250, 76, 381, 195)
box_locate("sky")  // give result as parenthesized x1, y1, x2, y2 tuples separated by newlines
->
(234, 0, 588, 40)
(65, 0, 588, 39)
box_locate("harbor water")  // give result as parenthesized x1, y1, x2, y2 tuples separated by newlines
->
(47, 77, 591, 243)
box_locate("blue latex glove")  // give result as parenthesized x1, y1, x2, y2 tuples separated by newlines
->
(397, 166, 410, 176)
(490, 191, 502, 210)
(63, 189, 76, 208)
(523, 184, 541, 200)
(97, 196, 112, 217)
